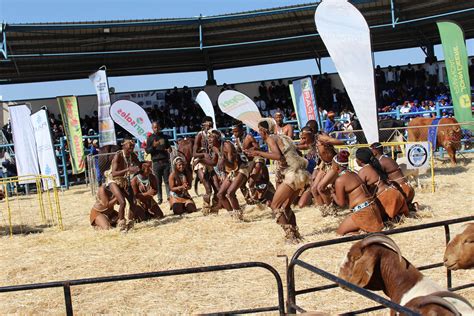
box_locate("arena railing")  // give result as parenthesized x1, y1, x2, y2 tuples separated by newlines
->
(0, 261, 285, 315)
(286, 216, 474, 314)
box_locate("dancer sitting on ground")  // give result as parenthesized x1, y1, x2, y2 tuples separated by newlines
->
(245, 118, 309, 243)
(169, 156, 197, 215)
(192, 116, 218, 214)
(355, 148, 408, 222)
(131, 161, 164, 221)
(89, 184, 119, 230)
(331, 150, 384, 235)
(370, 142, 416, 210)
(105, 137, 140, 231)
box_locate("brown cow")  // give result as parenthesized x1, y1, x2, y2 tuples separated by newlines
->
(407, 117, 461, 164)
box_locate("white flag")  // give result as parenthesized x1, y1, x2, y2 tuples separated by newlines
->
(315, 0, 379, 143)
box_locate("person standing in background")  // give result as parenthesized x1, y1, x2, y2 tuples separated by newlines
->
(146, 121, 171, 204)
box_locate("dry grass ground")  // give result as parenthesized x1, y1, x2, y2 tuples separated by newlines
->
(0, 155, 473, 315)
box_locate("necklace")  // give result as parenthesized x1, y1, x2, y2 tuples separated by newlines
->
(338, 168, 350, 177)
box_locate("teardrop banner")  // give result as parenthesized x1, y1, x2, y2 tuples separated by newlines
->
(217, 90, 262, 131)
(110, 100, 153, 142)
(315, 0, 379, 143)
(195, 91, 217, 129)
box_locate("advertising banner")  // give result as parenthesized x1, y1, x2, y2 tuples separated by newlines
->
(406, 142, 430, 170)
(8, 105, 40, 183)
(57, 96, 86, 174)
(437, 21, 473, 130)
(315, 0, 379, 143)
(217, 90, 262, 131)
(195, 91, 217, 129)
(290, 77, 321, 130)
(110, 100, 153, 142)
(89, 69, 117, 145)
(31, 109, 60, 188)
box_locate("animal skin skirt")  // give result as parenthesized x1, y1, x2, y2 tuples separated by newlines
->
(377, 186, 409, 219)
(351, 202, 384, 233)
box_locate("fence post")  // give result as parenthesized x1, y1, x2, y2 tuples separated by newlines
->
(436, 103, 441, 118)
(396, 107, 401, 120)
(173, 127, 177, 141)
(59, 137, 69, 190)
(63, 282, 73, 316)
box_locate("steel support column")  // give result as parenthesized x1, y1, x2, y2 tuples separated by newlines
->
(390, 0, 399, 28)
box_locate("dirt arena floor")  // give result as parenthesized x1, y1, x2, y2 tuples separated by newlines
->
(0, 155, 473, 314)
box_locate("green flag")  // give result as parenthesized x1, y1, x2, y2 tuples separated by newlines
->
(57, 96, 86, 174)
(437, 21, 473, 130)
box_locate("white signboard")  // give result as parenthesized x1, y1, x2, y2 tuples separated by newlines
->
(31, 110, 61, 188)
(9, 105, 40, 183)
(217, 90, 262, 131)
(406, 142, 430, 169)
(195, 91, 216, 129)
(110, 100, 153, 142)
(315, 0, 379, 143)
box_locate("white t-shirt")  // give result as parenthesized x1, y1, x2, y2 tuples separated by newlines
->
(386, 71, 395, 82)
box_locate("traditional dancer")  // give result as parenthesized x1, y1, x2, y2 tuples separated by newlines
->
(296, 126, 319, 207)
(193, 127, 221, 215)
(331, 151, 384, 235)
(192, 116, 217, 214)
(131, 161, 164, 221)
(304, 120, 344, 207)
(245, 118, 309, 242)
(169, 156, 197, 215)
(274, 111, 294, 139)
(370, 142, 416, 208)
(105, 138, 140, 231)
(89, 184, 119, 230)
(355, 148, 408, 221)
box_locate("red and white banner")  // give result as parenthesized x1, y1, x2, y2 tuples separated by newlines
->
(315, 0, 379, 143)
(110, 100, 153, 142)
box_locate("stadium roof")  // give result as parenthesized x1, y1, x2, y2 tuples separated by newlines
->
(1, 0, 474, 84)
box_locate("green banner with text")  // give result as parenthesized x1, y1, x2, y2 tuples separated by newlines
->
(437, 21, 473, 130)
(57, 96, 86, 174)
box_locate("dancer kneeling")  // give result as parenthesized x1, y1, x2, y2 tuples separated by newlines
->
(245, 118, 309, 243)
(355, 148, 408, 222)
(169, 156, 197, 215)
(131, 161, 164, 221)
(90, 184, 119, 230)
(331, 151, 384, 235)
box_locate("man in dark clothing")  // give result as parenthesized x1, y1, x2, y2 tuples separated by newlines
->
(146, 121, 171, 204)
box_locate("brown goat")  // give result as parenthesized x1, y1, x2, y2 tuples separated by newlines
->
(444, 223, 474, 270)
(403, 295, 459, 316)
(338, 234, 473, 315)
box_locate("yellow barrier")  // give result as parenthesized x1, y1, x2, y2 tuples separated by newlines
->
(0, 175, 63, 237)
(335, 141, 435, 193)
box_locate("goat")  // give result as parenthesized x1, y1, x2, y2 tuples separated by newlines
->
(444, 223, 474, 270)
(403, 291, 473, 316)
(338, 234, 473, 315)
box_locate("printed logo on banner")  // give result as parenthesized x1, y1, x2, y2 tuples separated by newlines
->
(406, 143, 429, 169)
(109, 100, 153, 142)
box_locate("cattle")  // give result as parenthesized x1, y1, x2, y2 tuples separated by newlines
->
(407, 117, 461, 165)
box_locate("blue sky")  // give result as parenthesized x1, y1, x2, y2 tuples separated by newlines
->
(1, 0, 473, 101)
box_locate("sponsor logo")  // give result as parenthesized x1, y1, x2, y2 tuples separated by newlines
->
(407, 144, 428, 168)
(116, 109, 146, 136)
(459, 94, 471, 109)
(220, 94, 246, 111)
